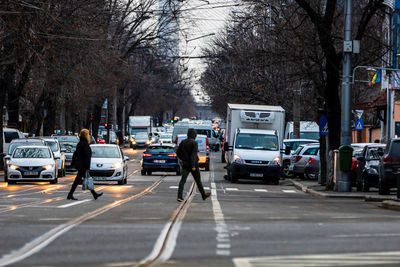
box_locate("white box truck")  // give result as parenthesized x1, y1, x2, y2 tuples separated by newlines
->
(223, 104, 285, 184)
(284, 121, 319, 140)
(129, 116, 151, 148)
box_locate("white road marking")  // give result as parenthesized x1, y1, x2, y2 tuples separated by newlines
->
(226, 188, 238, 191)
(217, 244, 231, 249)
(233, 251, 400, 267)
(39, 218, 72, 221)
(217, 250, 231, 256)
(57, 199, 91, 208)
(169, 186, 178, 189)
(282, 190, 296, 193)
(254, 189, 268, 192)
(333, 233, 400, 238)
(204, 187, 210, 190)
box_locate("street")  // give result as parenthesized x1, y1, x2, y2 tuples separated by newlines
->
(0, 148, 399, 267)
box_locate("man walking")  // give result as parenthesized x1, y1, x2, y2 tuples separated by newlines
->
(176, 128, 211, 202)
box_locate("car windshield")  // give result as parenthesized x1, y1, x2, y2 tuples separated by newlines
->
(45, 141, 59, 152)
(146, 146, 174, 154)
(284, 140, 318, 151)
(196, 129, 211, 138)
(290, 132, 319, 140)
(60, 142, 76, 153)
(235, 133, 278, 151)
(367, 147, 385, 160)
(8, 142, 43, 155)
(91, 146, 120, 158)
(160, 134, 172, 139)
(13, 147, 51, 158)
(56, 136, 78, 143)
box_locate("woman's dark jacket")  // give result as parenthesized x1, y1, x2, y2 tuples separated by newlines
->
(71, 138, 92, 171)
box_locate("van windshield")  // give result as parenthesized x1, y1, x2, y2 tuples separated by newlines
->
(290, 132, 319, 140)
(235, 133, 278, 151)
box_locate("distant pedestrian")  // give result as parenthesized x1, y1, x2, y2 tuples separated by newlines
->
(176, 128, 211, 202)
(67, 129, 103, 200)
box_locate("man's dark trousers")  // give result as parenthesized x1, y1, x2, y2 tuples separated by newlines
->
(178, 167, 206, 199)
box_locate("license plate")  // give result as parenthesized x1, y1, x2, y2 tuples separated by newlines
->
(154, 160, 166, 163)
(250, 173, 263, 177)
(94, 177, 107, 180)
(25, 171, 38, 176)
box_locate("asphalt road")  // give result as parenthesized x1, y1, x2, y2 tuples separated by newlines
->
(0, 148, 400, 267)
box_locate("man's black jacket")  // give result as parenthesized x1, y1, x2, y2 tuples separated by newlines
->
(177, 138, 199, 171)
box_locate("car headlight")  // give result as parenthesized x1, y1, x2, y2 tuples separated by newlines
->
(111, 162, 122, 169)
(146, 140, 151, 145)
(9, 164, 19, 170)
(43, 164, 54, 170)
(233, 154, 244, 164)
(132, 141, 136, 144)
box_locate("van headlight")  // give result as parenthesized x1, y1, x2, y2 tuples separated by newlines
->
(111, 162, 122, 169)
(233, 154, 244, 164)
(269, 157, 281, 166)
(43, 164, 54, 170)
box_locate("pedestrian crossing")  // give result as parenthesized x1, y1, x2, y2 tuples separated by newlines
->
(233, 251, 400, 266)
(168, 186, 299, 194)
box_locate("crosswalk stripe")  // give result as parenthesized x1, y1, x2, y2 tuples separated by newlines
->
(226, 188, 238, 191)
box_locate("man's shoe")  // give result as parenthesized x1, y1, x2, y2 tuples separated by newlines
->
(177, 197, 184, 202)
(202, 192, 211, 200)
(67, 194, 78, 200)
(93, 192, 103, 200)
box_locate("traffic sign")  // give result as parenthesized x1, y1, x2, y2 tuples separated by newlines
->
(319, 116, 328, 135)
(355, 119, 364, 131)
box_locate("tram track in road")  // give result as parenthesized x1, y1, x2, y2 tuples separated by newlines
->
(137, 182, 197, 267)
(0, 175, 167, 267)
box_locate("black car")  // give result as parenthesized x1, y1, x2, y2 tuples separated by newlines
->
(356, 144, 385, 192)
(141, 144, 180, 175)
(378, 138, 400, 195)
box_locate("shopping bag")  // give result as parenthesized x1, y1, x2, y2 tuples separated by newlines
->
(82, 171, 94, 191)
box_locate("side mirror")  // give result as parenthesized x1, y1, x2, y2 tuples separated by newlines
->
(124, 156, 129, 161)
(4, 155, 11, 160)
(285, 146, 291, 155)
(224, 142, 229, 151)
(0, 153, 5, 158)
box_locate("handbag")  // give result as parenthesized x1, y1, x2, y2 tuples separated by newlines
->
(82, 171, 94, 191)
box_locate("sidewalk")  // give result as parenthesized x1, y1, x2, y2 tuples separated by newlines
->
(289, 178, 400, 212)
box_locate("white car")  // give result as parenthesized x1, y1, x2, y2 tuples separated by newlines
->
(158, 133, 173, 144)
(7, 146, 59, 184)
(89, 144, 129, 185)
(44, 138, 66, 177)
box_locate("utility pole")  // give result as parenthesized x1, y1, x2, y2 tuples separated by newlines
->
(339, 0, 353, 192)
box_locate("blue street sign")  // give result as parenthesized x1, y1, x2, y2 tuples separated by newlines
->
(355, 119, 364, 131)
(319, 116, 328, 135)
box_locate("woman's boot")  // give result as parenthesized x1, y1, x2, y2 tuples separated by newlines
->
(91, 190, 103, 200)
(67, 184, 78, 200)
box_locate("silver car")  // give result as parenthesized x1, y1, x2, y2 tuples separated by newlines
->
(289, 143, 320, 178)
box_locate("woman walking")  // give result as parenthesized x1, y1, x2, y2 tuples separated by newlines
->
(67, 129, 103, 200)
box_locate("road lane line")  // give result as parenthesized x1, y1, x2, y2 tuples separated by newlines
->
(254, 189, 268, 192)
(169, 186, 178, 189)
(282, 190, 296, 193)
(226, 188, 238, 191)
(57, 199, 91, 208)
(0, 177, 165, 267)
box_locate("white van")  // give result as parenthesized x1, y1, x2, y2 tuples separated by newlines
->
(284, 121, 319, 140)
(2, 128, 25, 153)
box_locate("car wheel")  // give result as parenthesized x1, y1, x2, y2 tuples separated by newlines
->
(147, 171, 152, 175)
(273, 178, 280, 185)
(8, 180, 16, 185)
(118, 179, 123, 185)
(361, 176, 369, 192)
(176, 169, 181, 176)
(58, 169, 63, 177)
(205, 164, 210, 171)
(63, 168, 66, 177)
(124, 176, 128, 184)
(282, 161, 292, 178)
(141, 170, 146, 175)
(50, 178, 58, 184)
(378, 180, 390, 195)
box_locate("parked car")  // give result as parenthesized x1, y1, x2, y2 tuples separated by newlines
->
(351, 143, 374, 186)
(98, 130, 119, 145)
(89, 144, 128, 185)
(158, 133, 173, 144)
(7, 146, 59, 184)
(131, 132, 150, 149)
(43, 138, 66, 177)
(282, 139, 319, 177)
(378, 138, 400, 195)
(59, 142, 77, 172)
(176, 134, 210, 171)
(355, 144, 386, 192)
(2, 138, 46, 180)
(141, 144, 180, 175)
(97, 135, 106, 144)
(289, 143, 320, 178)
(304, 154, 320, 179)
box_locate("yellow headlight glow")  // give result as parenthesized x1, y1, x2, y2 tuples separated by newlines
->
(111, 162, 122, 169)
(43, 164, 54, 170)
(9, 165, 19, 170)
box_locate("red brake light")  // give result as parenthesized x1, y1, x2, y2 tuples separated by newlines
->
(167, 154, 177, 157)
(143, 153, 152, 157)
(309, 158, 316, 165)
(175, 137, 178, 144)
(294, 156, 302, 162)
(383, 156, 398, 163)
(206, 138, 209, 147)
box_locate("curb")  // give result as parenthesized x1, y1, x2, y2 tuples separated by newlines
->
(381, 200, 400, 211)
(290, 179, 365, 199)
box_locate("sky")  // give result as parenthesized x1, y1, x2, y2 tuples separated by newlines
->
(178, 0, 241, 103)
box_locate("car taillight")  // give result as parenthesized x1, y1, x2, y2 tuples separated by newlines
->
(352, 158, 357, 168)
(167, 154, 177, 157)
(383, 156, 399, 163)
(309, 158, 316, 165)
(143, 153, 152, 157)
(206, 138, 209, 147)
(294, 156, 302, 162)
